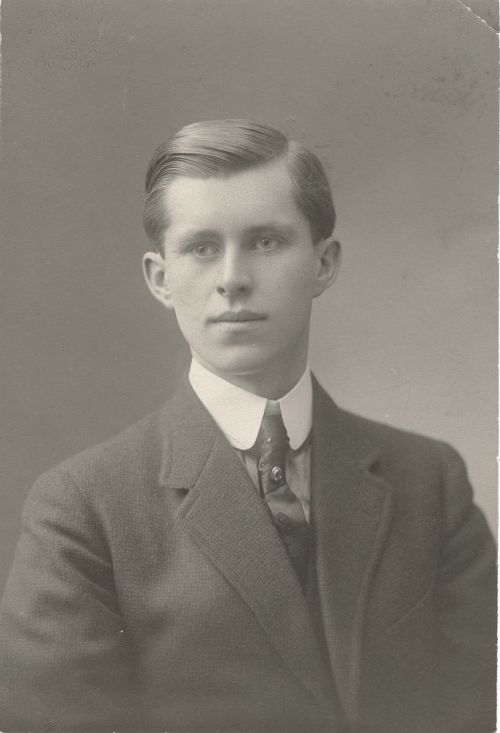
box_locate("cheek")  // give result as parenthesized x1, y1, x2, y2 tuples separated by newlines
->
(275, 259, 316, 307)
(167, 264, 208, 310)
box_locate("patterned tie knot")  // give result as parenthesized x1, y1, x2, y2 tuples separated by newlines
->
(253, 402, 310, 590)
(260, 411, 288, 445)
(256, 404, 289, 493)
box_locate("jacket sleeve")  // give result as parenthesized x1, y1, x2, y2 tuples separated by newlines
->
(434, 443, 497, 733)
(0, 469, 140, 732)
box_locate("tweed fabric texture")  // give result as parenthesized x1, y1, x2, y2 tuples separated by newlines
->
(0, 376, 496, 732)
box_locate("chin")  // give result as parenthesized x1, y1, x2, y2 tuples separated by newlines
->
(211, 357, 271, 378)
(199, 348, 276, 379)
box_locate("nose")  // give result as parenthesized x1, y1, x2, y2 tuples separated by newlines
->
(215, 249, 252, 297)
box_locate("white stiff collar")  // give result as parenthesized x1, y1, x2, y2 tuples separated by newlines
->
(188, 359, 312, 451)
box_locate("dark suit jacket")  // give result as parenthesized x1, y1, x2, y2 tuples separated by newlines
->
(0, 377, 496, 733)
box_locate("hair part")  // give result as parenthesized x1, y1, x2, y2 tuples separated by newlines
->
(143, 119, 336, 252)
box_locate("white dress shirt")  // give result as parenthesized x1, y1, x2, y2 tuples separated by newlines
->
(189, 359, 312, 521)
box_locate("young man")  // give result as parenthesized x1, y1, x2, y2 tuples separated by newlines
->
(0, 120, 495, 733)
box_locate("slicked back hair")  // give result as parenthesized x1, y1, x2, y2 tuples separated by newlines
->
(143, 119, 336, 252)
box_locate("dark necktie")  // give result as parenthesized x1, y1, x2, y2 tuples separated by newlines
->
(255, 403, 310, 589)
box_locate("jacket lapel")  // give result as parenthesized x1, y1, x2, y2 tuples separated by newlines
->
(158, 378, 334, 711)
(311, 379, 395, 725)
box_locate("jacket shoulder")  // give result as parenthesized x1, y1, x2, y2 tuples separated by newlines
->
(334, 403, 495, 512)
(336, 405, 478, 525)
(36, 409, 164, 499)
(338, 405, 450, 461)
(313, 376, 451, 469)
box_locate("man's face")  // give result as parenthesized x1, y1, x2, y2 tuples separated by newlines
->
(144, 159, 339, 387)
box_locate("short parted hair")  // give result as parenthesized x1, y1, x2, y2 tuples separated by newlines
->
(143, 119, 336, 253)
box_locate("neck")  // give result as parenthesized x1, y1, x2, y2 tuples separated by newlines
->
(191, 354, 308, 400)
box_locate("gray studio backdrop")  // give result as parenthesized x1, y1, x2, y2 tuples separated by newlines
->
(1, 0, 497, 594)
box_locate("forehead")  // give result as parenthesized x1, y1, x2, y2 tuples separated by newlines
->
(163, 159, 307, 235)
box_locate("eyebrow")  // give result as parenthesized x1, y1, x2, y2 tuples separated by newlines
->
(177, 229, 220, 245)
(244, 223, 297, 237)
(177, 222, 298, 244)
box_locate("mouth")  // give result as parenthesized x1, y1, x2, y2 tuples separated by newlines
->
(210, 311, 266, 323)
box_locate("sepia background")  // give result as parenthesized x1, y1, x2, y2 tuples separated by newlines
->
(1, 0, 497, 594)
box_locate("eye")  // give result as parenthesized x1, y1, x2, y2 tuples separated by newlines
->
(253, 235, 281, 252)
(189, 242, 220, 259)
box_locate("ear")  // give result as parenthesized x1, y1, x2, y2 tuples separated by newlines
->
(142, 251, 175, 310)
(313, 237, 341, 298)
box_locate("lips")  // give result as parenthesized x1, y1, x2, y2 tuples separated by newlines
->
(211, 311, 266, 323)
